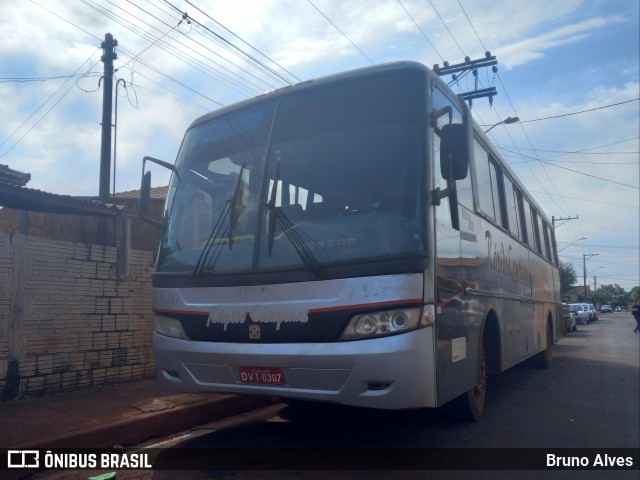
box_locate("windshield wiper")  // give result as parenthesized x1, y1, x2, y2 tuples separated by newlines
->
(266, 162, 323, 277)
(191, 164, 245, 282)
(227, 164, 246, 249)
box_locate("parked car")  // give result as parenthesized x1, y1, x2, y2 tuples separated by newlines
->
(588, 304, 598, 322)
(601, 305, 612, 313)
(562, 303, 576, 333)
(570, 303, 589, 325)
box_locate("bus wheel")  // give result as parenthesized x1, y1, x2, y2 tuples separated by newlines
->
(532, 323, 553, 369)
(444, 344, 487, 422)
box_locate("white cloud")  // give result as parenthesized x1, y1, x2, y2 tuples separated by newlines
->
(0, 0, 637, 288)
(496, 16, 625, 68)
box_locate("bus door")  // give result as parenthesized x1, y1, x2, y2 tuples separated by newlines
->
(431, 87, 477, 405)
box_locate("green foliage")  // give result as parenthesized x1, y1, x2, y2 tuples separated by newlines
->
(559, 261, 578, 294)
(627, 286, 640, 305)
(593, 284, 627, 307)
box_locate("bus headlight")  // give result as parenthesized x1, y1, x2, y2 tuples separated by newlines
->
(338, 308, 421, 341)
(154, 314, 190, 340)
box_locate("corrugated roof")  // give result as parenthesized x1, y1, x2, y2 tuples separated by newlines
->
(114, 186, 168, 199)
(0, 181, 121, 217)
(0, 165, 31, 187)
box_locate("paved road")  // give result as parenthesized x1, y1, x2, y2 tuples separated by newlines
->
(33, 312, 640, 480)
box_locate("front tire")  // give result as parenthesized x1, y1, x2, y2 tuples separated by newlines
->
(444, 343, 487, 422)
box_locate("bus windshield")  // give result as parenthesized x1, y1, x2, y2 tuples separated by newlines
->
(157, 71, 425, 276)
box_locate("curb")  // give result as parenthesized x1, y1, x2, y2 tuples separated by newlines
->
(19, 395, 276, 450)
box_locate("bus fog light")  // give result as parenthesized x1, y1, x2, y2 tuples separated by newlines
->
(154, 314, 190, 340)
(339, 308, 421, 341)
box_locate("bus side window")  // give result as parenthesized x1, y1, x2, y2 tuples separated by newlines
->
(504, 176, 521, 240)
(474, 140, 503, 227)
(539, 215, 552, 260)
(549, 224, 559, 265)
(521, 197, 537, 252)
(530, 208, 543, 255)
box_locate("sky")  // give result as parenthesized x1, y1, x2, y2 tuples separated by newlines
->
(0, 0, 638, 291)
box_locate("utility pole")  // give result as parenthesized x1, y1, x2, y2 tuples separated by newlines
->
(433, 53, 498, 107)
(99, 33, 117, 203)
(583, 253, 598, 300)
(98, 33, 117, 245)
(552, 215, 579, 228)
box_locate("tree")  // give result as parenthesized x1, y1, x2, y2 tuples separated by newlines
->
(559, 261, 578, 296)
(593, 284, 627, 307)
(627, 286, 640, 306)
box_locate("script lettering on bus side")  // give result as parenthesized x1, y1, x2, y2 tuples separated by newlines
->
(207, 309, 309, 331)
(485, 231, 530, 283)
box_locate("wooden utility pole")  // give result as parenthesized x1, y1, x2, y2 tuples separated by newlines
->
(99, 33, 117, 203)
(98, 33, 117, 245)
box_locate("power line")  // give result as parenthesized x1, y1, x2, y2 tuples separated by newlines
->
(29, 0, 102, 42)
(455, 1, 574, 218)
(307, 0, 375, 65)
(0, 49, 102, 160)
(427, 0, 465, 57)
(78, 0, 258, 103)
(117, 48, 224, 107)
(0, 74, 97, 83)
(458, 0, 486, 51)
(163, 0, 294, 86)
(499, 136, 640, 162)
(119, 17, 184, 70)
(500, 146, 639, 189)
(182, 0, 301, 83)
(396, 0, 444, 62)
(480, 98, 640, 126)
(81, 0, 268, 99)
(451, 0, 570, 217)
(528, 189, 639, 209)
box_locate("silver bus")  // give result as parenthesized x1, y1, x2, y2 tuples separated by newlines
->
(140, 61, 562, 421)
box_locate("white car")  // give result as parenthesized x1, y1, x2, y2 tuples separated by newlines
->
(570, 304, 589, 325)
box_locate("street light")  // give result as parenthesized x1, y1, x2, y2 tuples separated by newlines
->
(483, 116, 520, 133)
(557, 237, 586, 253)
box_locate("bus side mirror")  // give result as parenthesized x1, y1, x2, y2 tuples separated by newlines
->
(440, 123, 469, 181)
(433, 123, 470, 206)
(139, 156, 178, 228)
(140, 171, 152, 216)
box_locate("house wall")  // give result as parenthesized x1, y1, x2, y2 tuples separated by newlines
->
(0, 198, 164, 252)
(0, 232, 156, 399)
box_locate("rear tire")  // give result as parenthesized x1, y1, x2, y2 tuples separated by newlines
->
(532, 323, 553, 369)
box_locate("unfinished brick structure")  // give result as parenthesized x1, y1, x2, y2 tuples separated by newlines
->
(0, 184, 167, 399)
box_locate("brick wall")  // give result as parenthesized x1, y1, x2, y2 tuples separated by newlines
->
(0, 198, 164, 252)
(0, 232, 156, 399)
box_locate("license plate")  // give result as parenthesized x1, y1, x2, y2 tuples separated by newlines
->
(239, 366, 284, 385)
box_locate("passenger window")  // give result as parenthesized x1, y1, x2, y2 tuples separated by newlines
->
(488, 160, 503, 227)
(474, 141, 494, 221)
(541, 218, 552, 261)
(474, 140, 503, 226)
(504, 176, 520, 240)
(521, 197, 537, 251)
(549, 226, 559, 265)
(531, 209, 543, 254)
